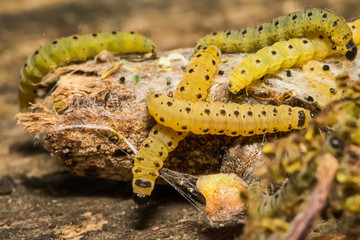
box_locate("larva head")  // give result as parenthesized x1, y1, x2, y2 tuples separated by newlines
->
(345, 40, 357, 61)
(133, 193, 151, 205)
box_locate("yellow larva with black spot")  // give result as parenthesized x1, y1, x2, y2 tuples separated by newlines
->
(228, 19, 360, 93)
(195, 8, 357, 60)
(132, 46, 221, 204)
(147, 92, 312, 136)
(19, 31, 155, 111)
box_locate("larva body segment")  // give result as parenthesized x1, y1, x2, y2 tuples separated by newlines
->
(132, 46, 221, 203)
(147, 92, 311, 136)
(195, 8, 356, 60)
(19, 31, 155, 111)
(175, 46, 221, 101)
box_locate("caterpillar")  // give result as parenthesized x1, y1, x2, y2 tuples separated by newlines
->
(19, 31, 156, 111)
(228, 19, 360, 93)
(147, 91, 313, 136)
(195, 8, 357, 61)
(132, 46, 221, 204)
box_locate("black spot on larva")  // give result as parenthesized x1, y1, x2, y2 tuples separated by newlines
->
(319, 34, 324, 39)
(322, 65, 330, 71)
(205, 75, 210, 80)
(119, 76, 126, 83)
(136, 157, 144, 161)
(158, 152, 163, 157)
(135, 179, 152, 188)
(212, 60, 216, 65)
(160, 117, 165, 122)
(303, 39, 309, 44)
(153, 130, 158, 135)
(262, 128, 267, 132)
(218, 70, 224, 75)
(261, 110, 266, 116)
(274, 20, 279, 27)
(226, 31, 231, 36)
(273, 108, 278, 113)
(185, 107, 191, 113)
(288, 124, 292, 130)
(292, 15, 297, 20)
(288, 44, 293, 49)
(258, 25, 263, 32)
(242, 29, 247, 35)
(144, 143, 150, 148)
(275, 193, 279, 199)
(177, 132, 183, 136)
(307, 12, 313, 17)
(297, 110, 306, 127)
(203, 128, 209, 133)
(249, 130, 254, 134)
(149, 172, 157, 177)
(154, 94, 159, 98)
(134, 169, 141, 173)
(167, 141, 173, 147)
(196, 54, 202, 58)
(231, 131, 237, 135)
(130, 31, 135, 34)
(322, 13, 327, 19)
(273, 127, 278, 132)
(329, 88, 336, 94)
(218, 130, 224, 133)
(220, 109, 226, 116)
(167, 101, 173, 107)
(330, 136, 344, 149)
(205, 109, 210, 115)
(241, 70, 246, 74)
(305, 96, 314, 102)
(255, 59, 261, 64)
(189, 68, 194, 73)
(271, 50, 277, 55)
(72, 36, 78, 40)
(212, 32, 217, 36)
(286, 70, 291, 77)
(180, 86, 185, 92)
(181, 126, 187, 130)
(52, 40, 58, 45)
(154, 162, 161, 168)
(196, 94, 202, 99)
(234, 110, 240, 117)
(247, 111, 253, 117)
(112, 31, 117, 35)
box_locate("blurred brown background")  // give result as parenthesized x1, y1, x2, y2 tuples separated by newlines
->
(0, 0, 359, 239)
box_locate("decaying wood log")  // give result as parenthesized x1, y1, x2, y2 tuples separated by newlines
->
(15, 48, 360, 185)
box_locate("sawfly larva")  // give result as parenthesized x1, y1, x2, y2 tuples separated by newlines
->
(228, 19, 360, 93)
(19, 31, 155, 111)
(132, 46, 221, 204)
(147, 92, 312, 136)
(195, 8, 357, 60)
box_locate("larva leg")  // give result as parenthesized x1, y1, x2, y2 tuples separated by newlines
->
(132, 46, 221, 204)
(146, 92, 312, 136)
(19, 31, 156, 111)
